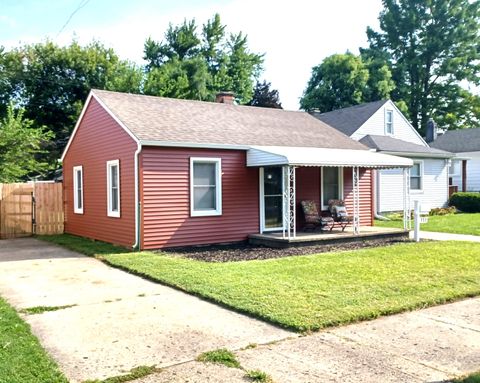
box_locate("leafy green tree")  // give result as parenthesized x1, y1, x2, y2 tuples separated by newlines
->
(365, 0, 480, 133)
(5, 40, 142, 162)
(300, 53, 394, 112)
(143, 14, 263, 104)
(0, 104, 53, 182)
(247, 80, 283, 109)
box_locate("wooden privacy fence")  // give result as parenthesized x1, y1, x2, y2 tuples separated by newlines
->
(0, 182, 64, 239)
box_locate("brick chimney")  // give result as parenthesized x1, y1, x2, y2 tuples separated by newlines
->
(425, 118, 437, 143)
(215, 91, 235, 104)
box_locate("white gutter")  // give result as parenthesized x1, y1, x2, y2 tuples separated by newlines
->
(381, 150, 454, 159)
(132, 142, 142, 250)
(139, 140, 250, 151)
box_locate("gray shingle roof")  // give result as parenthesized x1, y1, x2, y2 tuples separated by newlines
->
(311, 100, 388, 136)
(430, 128, 480, 153)
(92, 89, 366, 150)
(359, 135, 454, 158)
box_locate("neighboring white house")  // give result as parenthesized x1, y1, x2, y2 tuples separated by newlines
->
(430, 128, 480, 192)
(313, 100, 455, 213)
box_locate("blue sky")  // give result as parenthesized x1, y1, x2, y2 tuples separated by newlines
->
(0, 0, 383, 109)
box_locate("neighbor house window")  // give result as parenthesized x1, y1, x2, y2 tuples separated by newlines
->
(410, 161, 423, 191)
(322, 167, 343, 209)
(107, 160, 120, 217)
(73, 165, 83, 214)
(190, 157, 222, 217)
(385, 110, 394, 135)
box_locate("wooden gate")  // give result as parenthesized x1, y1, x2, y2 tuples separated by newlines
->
(0, 182, 64, 239)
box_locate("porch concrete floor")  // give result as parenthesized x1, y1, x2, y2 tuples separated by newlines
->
(249, 226, 408, 247)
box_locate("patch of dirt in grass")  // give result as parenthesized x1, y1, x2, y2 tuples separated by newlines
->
(163, 237, 411, 262)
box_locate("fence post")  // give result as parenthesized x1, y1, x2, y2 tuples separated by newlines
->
(413, 200, 421, 242)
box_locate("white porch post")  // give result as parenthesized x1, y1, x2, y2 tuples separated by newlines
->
(402, 168, 411, 230)
(352, 166, 360, 235)
(282, 165, 296, 239)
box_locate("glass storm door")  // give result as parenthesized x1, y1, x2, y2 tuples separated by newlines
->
(263, 167, 283, 230)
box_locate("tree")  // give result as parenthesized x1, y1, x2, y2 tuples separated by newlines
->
(143, 14, 263, 104)
(365, 0, 480, 134)
(3, 40, 143, 163)
(0, 104, 53, 182)
(247, 80, 283, 108)
(300, 53, 394, 112)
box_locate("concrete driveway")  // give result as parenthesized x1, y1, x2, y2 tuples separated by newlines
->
(0, 238, 292, 382)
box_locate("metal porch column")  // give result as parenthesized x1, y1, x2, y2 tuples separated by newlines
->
(282, 165, 296, 239)
(352, 166, 360, 235)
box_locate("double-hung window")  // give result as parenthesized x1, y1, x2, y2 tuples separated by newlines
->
(385, 110, 394, 135)
(73, 166, 83, 214)
(107, 160, 120, 217)
(322, 167, 343, 209)
(410, 161, 423, 191)
(190, 157, 222, 217)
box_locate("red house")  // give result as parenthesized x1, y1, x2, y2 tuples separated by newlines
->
(61, 90, 412, 249)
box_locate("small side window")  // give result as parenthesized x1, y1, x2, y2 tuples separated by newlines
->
(107, 160, 120, 218)
(410, 162, 423, 191)
(385, 110, 394, 135)
(73, 165, 83, 214)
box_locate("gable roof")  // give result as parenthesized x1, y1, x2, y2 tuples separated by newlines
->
(359, 135, 454, 158)
(311, 100, 388, 137)
(89, 89, 366, 151)
(430, 128, 480, 153)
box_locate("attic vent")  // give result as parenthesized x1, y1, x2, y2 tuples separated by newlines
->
(215, 91, 235, 104)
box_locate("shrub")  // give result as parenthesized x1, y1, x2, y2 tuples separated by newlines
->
(449, 192, 480, 213)
(429, 206, 456, 216)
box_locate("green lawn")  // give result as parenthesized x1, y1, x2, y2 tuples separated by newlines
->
(0, 297, 68, 383)
(455, 372, 480, 383)
(40, 235, 480, 332)
(375, 213, 480, 236)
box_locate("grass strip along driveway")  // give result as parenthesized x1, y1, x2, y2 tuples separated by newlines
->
(375, 212, 480, 236)
(40, 235, 480, 332)
(0, 297, 68, 383)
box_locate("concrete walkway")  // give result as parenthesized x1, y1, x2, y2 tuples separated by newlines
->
(410, 230, 480, 242)
(1, 238, 479, 383)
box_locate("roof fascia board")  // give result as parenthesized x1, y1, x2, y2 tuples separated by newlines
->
(140, 140, 250, 150)
(380, 150, 454, 159)
(60, 91, 139, 161)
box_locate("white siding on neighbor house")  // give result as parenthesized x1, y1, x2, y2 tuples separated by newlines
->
(378, 158, 449, 212)
(460, 152, 480, 192)
(351, 101, 427, 146)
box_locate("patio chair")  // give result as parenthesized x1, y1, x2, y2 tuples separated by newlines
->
(300, 200, 334, 232)
(327, 199, 353, 232)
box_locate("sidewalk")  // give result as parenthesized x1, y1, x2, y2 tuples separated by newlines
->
(410, 230, 480, 242)
(139, 298, 480, 383)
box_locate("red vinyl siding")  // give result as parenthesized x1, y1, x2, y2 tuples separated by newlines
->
(343, 168, 373, 226)
(63, 98, 137, 247)
(141, 147, 259, 249)
(295, 167, 373, 228)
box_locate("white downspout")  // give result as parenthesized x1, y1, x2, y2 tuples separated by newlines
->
(132, 142, 142, 250)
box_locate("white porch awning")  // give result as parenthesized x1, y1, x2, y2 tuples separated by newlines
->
(247, 146, 413, 169)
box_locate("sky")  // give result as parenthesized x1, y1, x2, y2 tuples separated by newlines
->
(0, 0, 383, 110)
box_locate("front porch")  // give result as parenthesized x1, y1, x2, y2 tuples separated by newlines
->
(249, 226, 409, 248)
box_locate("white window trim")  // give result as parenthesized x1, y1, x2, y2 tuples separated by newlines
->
(190, 157, 222, 217)
(410, 160, 424, 194)
(106, 159, 121, 218)
(321, 167, 344, 210)
(73, 165, 84, 214)
(385, 109, 394, 136)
